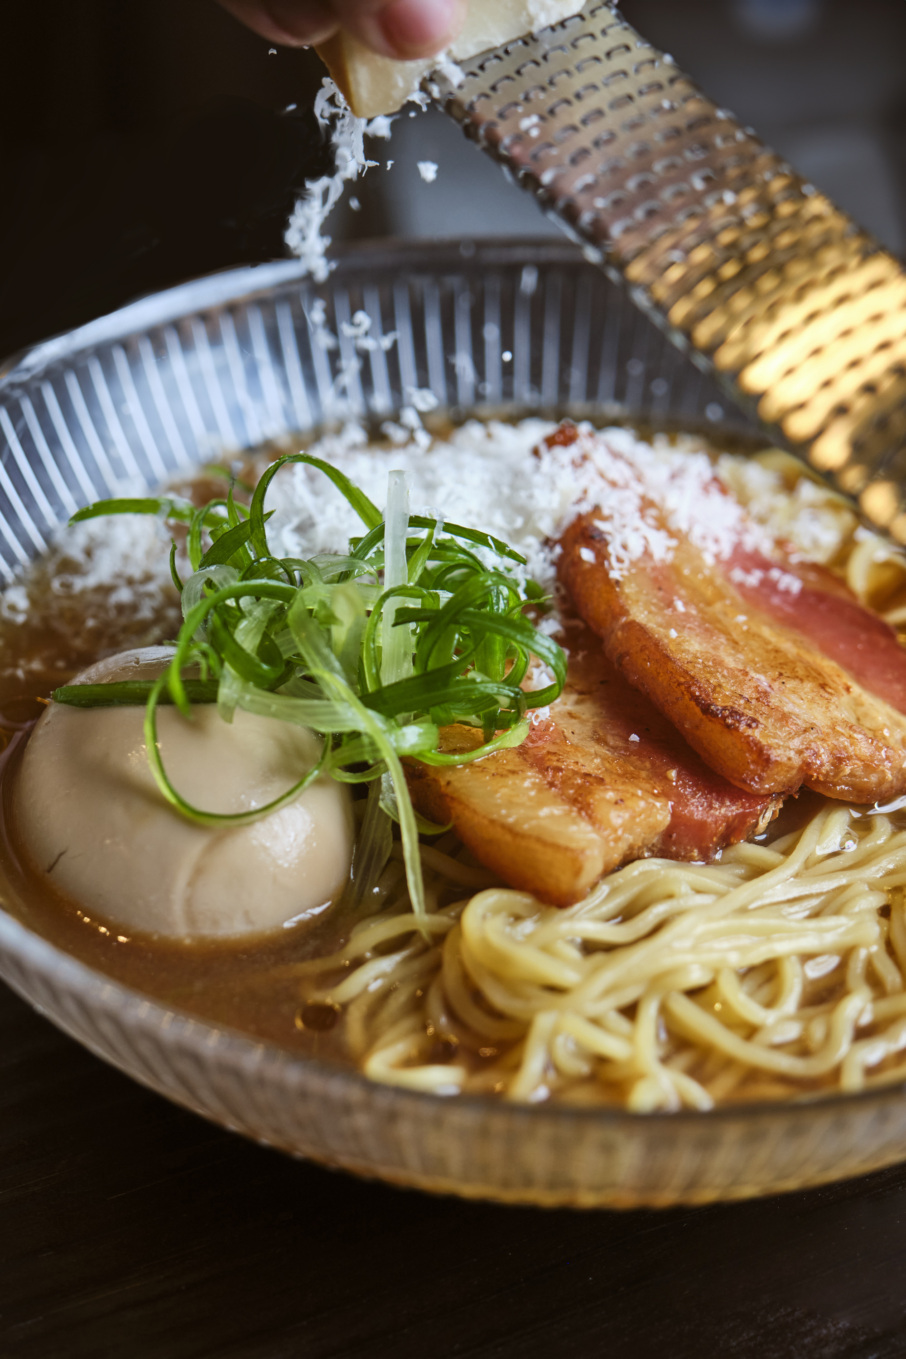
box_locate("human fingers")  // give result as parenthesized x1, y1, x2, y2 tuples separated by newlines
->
(215, 0, 466, 57)
(333, 0, 467, 59)
(214, 0, 339, 48)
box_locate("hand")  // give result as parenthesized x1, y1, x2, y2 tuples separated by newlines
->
(216, 0, 467, 59)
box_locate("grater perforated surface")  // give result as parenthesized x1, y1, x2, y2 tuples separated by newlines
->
(432, 2, 906, 541)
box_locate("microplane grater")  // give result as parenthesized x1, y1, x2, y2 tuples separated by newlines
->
(429, 2, 906, 542)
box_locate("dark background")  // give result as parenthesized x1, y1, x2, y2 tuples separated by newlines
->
(5, 3, 906, 1356)
(2, 0, 905, 359)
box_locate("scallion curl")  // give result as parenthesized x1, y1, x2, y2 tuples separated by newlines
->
(54, 452, 566, 920)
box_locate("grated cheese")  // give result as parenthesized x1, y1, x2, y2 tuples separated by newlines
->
(0, 512, 177, 668)
(265, 421, 820, 624)
(267, 418, 585, 604)
(284, 80, 393, 282)
(13, 423, 869, 650)
(715, 452, 853, 564)
(40, 516, 173, 602)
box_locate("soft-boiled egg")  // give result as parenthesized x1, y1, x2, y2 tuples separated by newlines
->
(14, 648, 354, 939)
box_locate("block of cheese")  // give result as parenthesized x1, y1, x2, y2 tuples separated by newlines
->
(318, 1, 585, 118)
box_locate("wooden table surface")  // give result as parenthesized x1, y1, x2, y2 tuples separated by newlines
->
(3, 981, 906, 1359)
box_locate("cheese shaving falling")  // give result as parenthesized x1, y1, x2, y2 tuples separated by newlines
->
(284, 80, 393, 282)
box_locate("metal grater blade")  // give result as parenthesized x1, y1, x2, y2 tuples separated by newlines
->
(429, 2, 906, 542)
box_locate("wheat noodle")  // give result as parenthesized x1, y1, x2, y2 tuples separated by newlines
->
(294, 454, 906, 1110)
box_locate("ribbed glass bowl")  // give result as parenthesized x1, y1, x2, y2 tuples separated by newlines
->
(2, 239, 905, 1208)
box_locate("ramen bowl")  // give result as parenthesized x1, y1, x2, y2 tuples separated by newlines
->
(2, 239, 906, 1208)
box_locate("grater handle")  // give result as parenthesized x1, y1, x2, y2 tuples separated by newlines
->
(432, 2, 906, 541)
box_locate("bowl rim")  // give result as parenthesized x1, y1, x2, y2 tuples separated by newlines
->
(0, 238, 586, 387)
(2, 237, 905, 1137)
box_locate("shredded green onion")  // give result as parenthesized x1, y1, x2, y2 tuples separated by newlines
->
(53, 452, 566, 918)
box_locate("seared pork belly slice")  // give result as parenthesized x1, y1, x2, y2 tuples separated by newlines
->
(557, 430, 906, 803)
(405, 630, 779, 907)
(406, 726, 617, 908)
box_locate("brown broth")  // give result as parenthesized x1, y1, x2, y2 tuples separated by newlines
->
(3, 430, 899, 1105)
(0, 531, 361, 1066)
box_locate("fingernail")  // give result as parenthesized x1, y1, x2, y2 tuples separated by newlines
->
(379, 0, 463, 58)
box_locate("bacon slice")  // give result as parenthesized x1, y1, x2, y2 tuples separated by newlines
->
(557, 427, 906, 803)
(405, 627, 778, 907)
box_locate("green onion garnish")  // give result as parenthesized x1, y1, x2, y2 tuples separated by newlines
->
(53, 453, 566, 918)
